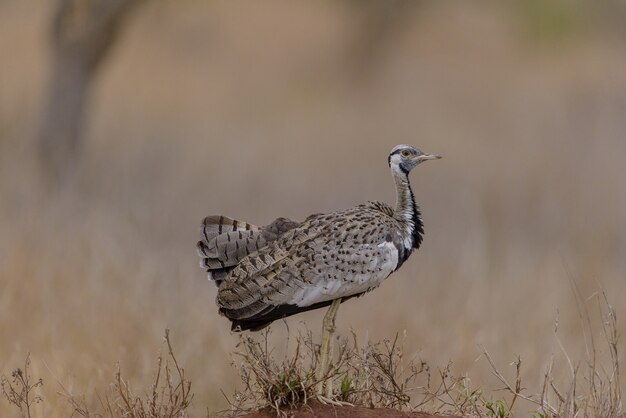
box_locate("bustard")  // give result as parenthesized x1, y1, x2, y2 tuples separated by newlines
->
(197, 144, 440, 397)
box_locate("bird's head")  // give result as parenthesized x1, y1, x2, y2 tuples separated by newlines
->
(388, 144, 441, 174)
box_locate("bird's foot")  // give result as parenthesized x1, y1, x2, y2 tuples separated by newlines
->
(316, 395, 353, 407)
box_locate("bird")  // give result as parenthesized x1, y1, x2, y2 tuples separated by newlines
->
(196, 144, 440, 396)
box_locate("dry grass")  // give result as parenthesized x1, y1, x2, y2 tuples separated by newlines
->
(108, 329, 193, 418)
(486, 291, 622, 418)
(219, 288, 622, 417)
(224, 329, 426, 415)
(2, 296, 621, 418)
(1, 0, 626, 416)
(3, 331, 193, 418)
(1, 355, 44, 418)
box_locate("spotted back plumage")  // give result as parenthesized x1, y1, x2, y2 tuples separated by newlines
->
(197, 145, 440, 331)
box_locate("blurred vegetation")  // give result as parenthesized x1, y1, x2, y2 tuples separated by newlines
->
(518, 0, 582, 42)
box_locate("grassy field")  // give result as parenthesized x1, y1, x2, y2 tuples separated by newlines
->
(1, 1, 625, 416)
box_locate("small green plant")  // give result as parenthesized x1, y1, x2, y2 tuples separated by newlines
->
(483, 398, 511, 418)
(339, 373, 353, 400)
(268, 372, 306, 407)
(450, 377, 512, 418)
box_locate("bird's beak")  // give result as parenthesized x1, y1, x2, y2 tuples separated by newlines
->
(414, 153, 442, 162)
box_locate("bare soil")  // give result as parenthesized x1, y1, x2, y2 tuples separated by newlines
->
(244, 401, 460, 418)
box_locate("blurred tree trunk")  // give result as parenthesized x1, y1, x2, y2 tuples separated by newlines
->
(36, 0, 142, 184)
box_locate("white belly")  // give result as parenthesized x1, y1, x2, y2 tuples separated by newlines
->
(290, 241, 399, 307)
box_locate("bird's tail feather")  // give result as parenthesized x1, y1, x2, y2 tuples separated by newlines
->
(197, 215, 265, 285)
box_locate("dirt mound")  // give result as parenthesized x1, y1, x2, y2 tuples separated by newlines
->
(244, 401, 460, 418)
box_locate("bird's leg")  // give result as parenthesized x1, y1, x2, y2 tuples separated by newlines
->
(316, 298, 341, 397)
(325, 325, 336, 399)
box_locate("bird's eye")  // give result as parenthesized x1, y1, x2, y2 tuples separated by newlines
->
(401, 150, 411, 157)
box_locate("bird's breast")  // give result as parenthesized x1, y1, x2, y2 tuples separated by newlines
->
(281, 240, 399, 308)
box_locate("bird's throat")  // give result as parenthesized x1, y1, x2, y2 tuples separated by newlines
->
(392, 169, 424, 251)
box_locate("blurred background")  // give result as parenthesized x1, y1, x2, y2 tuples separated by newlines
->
(1, 0, 625, 415)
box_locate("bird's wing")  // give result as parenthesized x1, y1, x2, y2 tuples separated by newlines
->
(217, 206, 400, 330)
(197, 216, 299, 282)
(216, 225, 321, 313)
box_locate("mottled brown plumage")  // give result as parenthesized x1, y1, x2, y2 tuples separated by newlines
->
(197, 145, 441, 331)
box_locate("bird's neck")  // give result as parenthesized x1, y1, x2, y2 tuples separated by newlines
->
(392, 167, 424, 250)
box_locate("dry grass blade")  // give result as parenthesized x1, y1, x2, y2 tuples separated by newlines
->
(110, 329, 193, 418)
(471, 286, 623, 418)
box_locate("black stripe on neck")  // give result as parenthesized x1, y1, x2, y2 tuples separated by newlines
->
(408, 182, 424, 250)
(395, 180, 424, 270)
